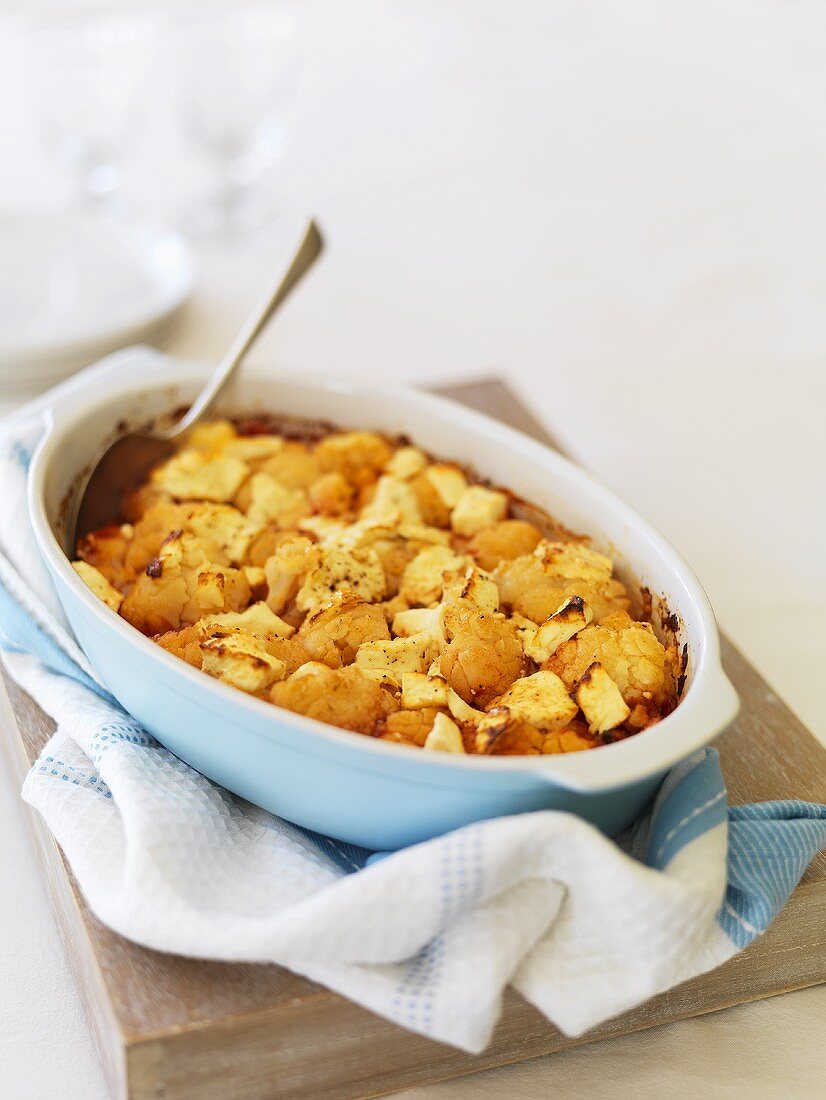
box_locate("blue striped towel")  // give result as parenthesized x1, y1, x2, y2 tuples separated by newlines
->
(1, 351, 824, 1052)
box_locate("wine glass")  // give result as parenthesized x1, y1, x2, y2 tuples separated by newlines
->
(24, 9, 158, 213)
(174, 1, 301, 241)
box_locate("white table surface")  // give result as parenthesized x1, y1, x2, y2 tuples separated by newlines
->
(1, 1, 824, 1096)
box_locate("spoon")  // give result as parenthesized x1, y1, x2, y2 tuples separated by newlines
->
(71, 218, 324, 549)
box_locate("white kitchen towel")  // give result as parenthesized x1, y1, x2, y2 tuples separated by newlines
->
(1, 353, 824, 1053)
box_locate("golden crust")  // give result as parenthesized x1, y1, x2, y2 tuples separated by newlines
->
(75, 421, 680, 753)
(468, 519, 543, 571)
(439, 605, 527, 707)
(270, 663, 398, 734)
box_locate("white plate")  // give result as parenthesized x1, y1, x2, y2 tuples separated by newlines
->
(0, 211, 195, 388)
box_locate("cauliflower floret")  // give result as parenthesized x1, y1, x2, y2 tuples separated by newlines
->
(316, 431, 393, 488)
(489, 670, 577, 731)
(361, 475, 423, 524)
(296, 546, 386, 612)
(540, 720, 602, 754)
(186, 420, 237, 452)
(546, 610, 676, 711)
(264, 636, 312, 676)
(524, 595, 593, 663)
(450, 486, 508, 536)
(368, 537, 420, 597)
(120, 533, 250, 636)
(399, 545, 468, 606)
(200, 629, 286, 694)
(308, 472, 355, 517)
(72, 561, 124, 611)
(151, 448, 250, 503)
(244, 472, 311, 528)
(442, 565, 500, 613)
(156, 622, 207, 668)
(223, 435, 284, 465)
(423, 713, 465, 753)
(123, 501, 189, 567)
(379, 706, 445, 747)
(494, 551, 630, 624)
(123, 501, 255, 572)
(355, 633, 436, 686)
(263, 536, 322, 614)
(76, 524, 135, 591)
(206, 602, 294, 638)
(297, 516, 349, 543)
(177, 502, 259, 564)
(439, 605, 526, 707)
(468, 519, 543, 571)
(575, 662, 631, 733)
(297, 591, 390, 668)
(259, 441, 322, 489)
(385, 446, 427, 480)
(270, 662, 396, 734)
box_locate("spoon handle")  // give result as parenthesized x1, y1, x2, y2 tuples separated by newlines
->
(163, 219, 324, 439)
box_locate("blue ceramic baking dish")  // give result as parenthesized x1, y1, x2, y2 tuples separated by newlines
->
(28, 350, 739, 849)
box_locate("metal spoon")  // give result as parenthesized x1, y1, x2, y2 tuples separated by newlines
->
(71, 218, 324, 548)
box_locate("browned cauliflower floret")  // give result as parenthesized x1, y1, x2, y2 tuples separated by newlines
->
(124, 502, 188, 573)
(297, 592, 390, 668)
(315, 431, 393, 488)
(546, 610, 676, 712)
(308, 472, 355, 517)
(541, 720, 602, 754)
(121, 534, 250, 636)
(156, 623, 207, 668)
(270, 662, 397, 734)
(367, 538, 420, 598)
(263, 535, 322, 614)
(468, 520, 543, 571)
(247, 526, 298, 567)
(494, 547, 630, 624)
(235, 473, 311, 528)
(264, 636, 312, 677)
(76, 524, 136, 592)
(379, 706, 445, 747)
(126, 500, 257, 570)
(258, 441, 322, 489)
(439, 605, 527, 707)
(150, 447, 250, 503)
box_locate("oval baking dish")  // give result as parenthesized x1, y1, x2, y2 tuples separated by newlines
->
(28, 352, 739, 848)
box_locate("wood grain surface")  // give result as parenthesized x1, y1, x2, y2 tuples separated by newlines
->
(2, 379, 824, 1100)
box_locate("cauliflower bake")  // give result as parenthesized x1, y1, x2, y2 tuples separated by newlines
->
(73, 418, 681, 755)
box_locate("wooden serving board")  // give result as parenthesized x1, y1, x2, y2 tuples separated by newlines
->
(1, 379, 824, 1100)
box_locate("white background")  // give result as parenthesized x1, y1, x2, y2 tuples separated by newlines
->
(0, 1, 824, 1096)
